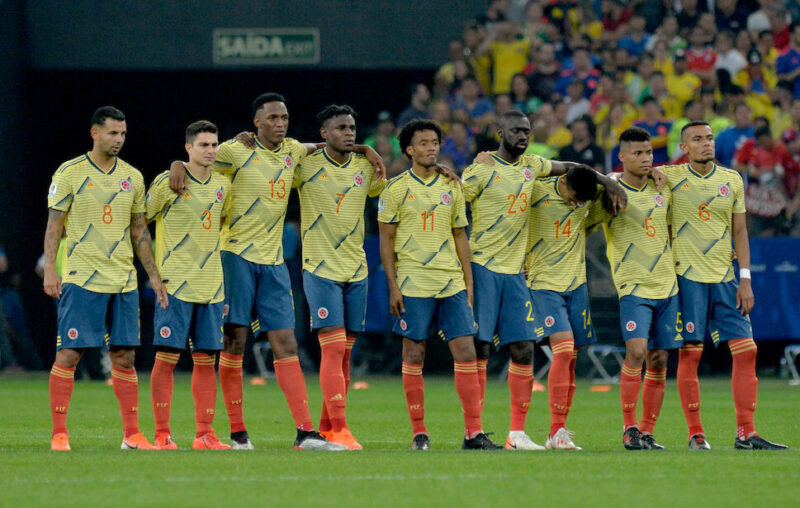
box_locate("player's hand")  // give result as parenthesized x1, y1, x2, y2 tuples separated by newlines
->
(736, 278, 754, 315)
(364, 147, 387, 180)
(466, 283, 474, 307)
(168, 161, 188, 194)
(473, 151, 494, 165)
(435, 164, 462, 186)
(151, 276, 169, 310)
(389, 287, 405, 319)
(235, 131, 257, 149)
(600, 175, 627, 215)
(650, 167, 667, 191)
(43, 268, 62, 299)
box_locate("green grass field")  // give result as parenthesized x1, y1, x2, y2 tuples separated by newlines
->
(1, 372, 798, 507)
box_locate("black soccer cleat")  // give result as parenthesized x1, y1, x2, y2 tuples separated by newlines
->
(462, 432, 503, 450)
(734, 435, 789, 450)
(623, 427, 644, 450)
(411, 433, 430, 451)
(640, 434, 665, 450)
(688, 434, 711, 450)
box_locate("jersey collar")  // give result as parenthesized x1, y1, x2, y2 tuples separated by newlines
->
(491, 152, 520, 166)
(686, 163, 716, 179)
(408, 169, 440, 186)
(254, 137, 281, 153)
(322, 147, 352, 168)
(86, 153, 117, 175)
(185, 166, 211, 185)
(618, 178, 647, 192)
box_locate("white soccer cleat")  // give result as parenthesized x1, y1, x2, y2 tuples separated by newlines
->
(231, 438, 255, 450)
(545, 428, 582, 450)
(505, 432, 545, 450)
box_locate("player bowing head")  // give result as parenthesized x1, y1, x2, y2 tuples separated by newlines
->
(399, 119, 443, 167)
(185, 120, 219, 168)
(252, 92, 289, 149)
(317, 104, 357, 154)
(561, 165, 599, 207)
(497, 110, 531, 157)
(90, 106, 127, 158)
(618, 126, 654, 177)
(680, 121, 715, 164)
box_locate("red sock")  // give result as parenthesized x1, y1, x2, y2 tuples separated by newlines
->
(548, 338, 574, 436)
(344, 335, 356, 392)
(477, 358, 488, 409)
(678, 344, 704, 437)
(319, 329, 348, 432)
(640, 367, 667, 435)
(111, 367, 140, 437)
(192, 353, 218, 437)
(454, 361, 483, 438)
(402, 362, 426, 436)
(151, 351, 179, 434)
(49, 363, 75, 436)
(508, 362, 533, 432)
(567, 349, 578, 410)
(730, 338, 758, 438)
(620, 362, 642, 429)
(218, 353, 246, 434)
(274, 355, 314, 431)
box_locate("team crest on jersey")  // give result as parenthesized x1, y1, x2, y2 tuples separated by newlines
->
(654, 194, 665, 207)
(718, 184, 730, 197)
(48, 183, 58, 197)
(522, 167, 534, 181)
(440, 191, 452, 205)
(626, 321, 637, 332)
(378, 197, 386, 213)
(317, 307, 329, 319)
(67, 328, 79, 340)
(399, 319, 408, 331)
(119, 178, 132, 192)
(284, 155, 294, 168)
(686, 322, 695, 334)
(544, 316, 555, 327)
(353, 172, 365, 187)
(215, 187, 225, 202)
(160, 327, 171, 338)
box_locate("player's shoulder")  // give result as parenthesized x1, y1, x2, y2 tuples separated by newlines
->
(281, 137, 305, 153)
(383, 171, 409, 191)
(209, 171, 230, 188)
(116, 158, 143, 180)
(714, 164, 741, 178)
(151, 170, 171, 188)
(351, 152, 370, 166)
(55, 154, 89, 174)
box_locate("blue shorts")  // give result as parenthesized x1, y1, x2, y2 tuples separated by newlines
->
(56, 283, 139, 351)
(529, 284, 596, 347)
(153, 295, 224, 351)
(472, 263, 536, 348)
(677, 276, 753, 346)
(619, 294, 684, 350)
(302, 271, 367, 332)
(221, 251, 294, 332)
(392, 291, 477, 342)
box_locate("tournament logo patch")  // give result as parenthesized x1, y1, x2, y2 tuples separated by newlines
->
(317, 307, 329, 319)
(440, 192, 452, 205)
(160, 327, 171, 338)
(145, 192, 152, 205)
(522, 167, 533, 181)
(215, 187, 225, 202)
(718, 184, 730, 197)
(378, 197, 386, 213)
(654, 194, 665, 207)
(353, 172, 365, 187)
(686, 322, 695, 334)
(67, 328, 79, 340)
(626, 321, 637, 332)
(119, 179, 132, 192)
(284, 155, 294, 168)
(399, 319, 408, 331)
(48, 183, 58, 197)
(544, 316, 555, 328)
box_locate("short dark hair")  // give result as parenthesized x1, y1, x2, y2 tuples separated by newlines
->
(564, 165, 599, 203)
(186, 120, 218, 144)
(317, 104, 357, 126)
(680, 121, 711, 138)
(755, 125, 772, 139)
(619, 126, 651, 144)
(91, 106, 125, 128)
(398, 119, 443, 160)
(252, 93, 286, 114)
(641, 95, 657, 106)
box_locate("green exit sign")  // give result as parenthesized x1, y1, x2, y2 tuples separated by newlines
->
(213, 28, 320, 65)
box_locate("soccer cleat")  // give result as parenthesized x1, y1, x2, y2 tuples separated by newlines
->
(51, 433, 71, 451)
(154, 433, 178, 450)
(293, 429, 347, 451)
(462, 432, 504, 450)
(688, 434, 711, 450)
(505, 432, 545, 450)
(734, 435, 789, 450)
(121, 432, 157, 450)
(623, 427, 644, 450)
(231, 430, 254, 450)
(411, 433, 430, 451)
(640, 434, 665, 450)
(193, 432, 232, 450)
(319, 430, 334, 442)
(327, 428, 363, 450)
(545, 428, 582, 450)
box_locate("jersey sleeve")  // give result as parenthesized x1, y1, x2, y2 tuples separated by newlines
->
(368, 173, 387, 197)
(585, 198, 611, 229)
(461, 163, 487, 202)
(221, 179, 233, 220)
(292, 161, 306, 189)
(378, 180, 401, 224)
(131, 171, 146, 214)
(47, 167, 74, 211)
(145, 172, 171, 221)
(732, 172, 746, 214)
(212, 141, 237, 174)
(451, 185, 469, 228)
(521, 154, 552, 177)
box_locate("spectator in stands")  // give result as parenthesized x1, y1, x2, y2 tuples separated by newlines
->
(452, 76, 494, 126)
(644, 71, 681, 120)
(780, 127, 800, 235)
(594, 80, 637, 128)
(735, 49, 777, 97)
(651, 39, 676, 77)
(634, 96, 672, 165)
(555, 47, 601, 99)
(717, 102, 755, 167)
(479, 21, 530, 95)
(441, 120, 476, 173)
(777, 21, 800, 98)
(735, 28, 755, 60)
(0, 246, 43, 371)
(698, 12, 719, 42)
(521, 0, 548, 44)
(618, 14, 651, 58)
(397, 83, 431, 127)
(666, 50, 702, 109)
(715, 0, 749, 33)
(756, 29, 779, 66)
(559, 116, 605, 173)
(715, 30, 748, 79)
(598, 102, 628, 172)
(686, 26, 718, 84)
(773, 81, 796, 137)
(525, 118, 557, 159)
(537, 101, 571, 150)
(627, 53, 655, 105)
(364, 111, 401, 159)
(645, 15, 685, 54)
(565, 78, 591, 124)
(747, 0, 775, 34)
(510, 72, 541, 113)
(436, 40, 469, 90)
(769, 5, 791, 50)
(430, 99, 453, 135)
(493, 93, 513, 117)
(524, 42, 560, 101)
(676, 0, 703, 31)
(463, 21, 492, 94)
(601, 0, 633, 42)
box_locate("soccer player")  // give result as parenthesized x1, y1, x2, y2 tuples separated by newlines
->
(147, 120, 232, 450)
(294, 105, 386, 450)
(168, 93, 382, 450)
(379, 119, 500, 451)
(44, 106, 168, 451)
(526, 166, 603, 450)
(591, 127, 683, 450)
(666, 122, 788, 450)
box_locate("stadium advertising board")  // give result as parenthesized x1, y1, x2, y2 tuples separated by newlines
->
(213, 28, 320, 65)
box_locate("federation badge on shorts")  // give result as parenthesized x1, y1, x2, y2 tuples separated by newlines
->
(119, 178, 132, 192)
(160, 326, 171, 338)
(48, 183, 58, 197)
(399, 319, 408, 331)
(686, 322, 695, 333)
(440, 191, 452, 205)
(544, 316, 555, 327)
(353, 172, 365, 187)
(215, 187, 225, 202)
(378, 197, 386, 213)
(654, 193, 665, 207)
(223, 304, 229, 317)
(626, 320, 637, 332)
(67, 328, 79, 340)
(284, 155, 294, 168)
(522, 167, 533, 181)
(317, 307, 329, 319)
(718, 184, 730, 197)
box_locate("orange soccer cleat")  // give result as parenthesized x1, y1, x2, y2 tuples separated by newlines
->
(328, 428, 363, 450)
(154, 433, 178, 450)
(51, 433, 71, 451)
(121, 432, 157, 450)
(193, 432, 232, 450)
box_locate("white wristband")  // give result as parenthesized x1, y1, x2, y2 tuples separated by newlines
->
(740, 268, 751, 280)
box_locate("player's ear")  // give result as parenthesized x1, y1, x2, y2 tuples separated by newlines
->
(320, 126, 328, 141)
(618, 148, 624, 164)
(90, 127, 99, 141)
(185, 143, 192, 156)
(253, 114, 261, 129)
(405, 145, 413, 158)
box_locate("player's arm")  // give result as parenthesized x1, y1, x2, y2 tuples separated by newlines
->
(452, 227, 474, 306)
(732, 212, 754, 315)
(130, 212, 168, 310)
(351, 144, 386, 180)
(379, 221, 404, 318)
(550, 161, 628, 212)
(43, 209, 66, 298)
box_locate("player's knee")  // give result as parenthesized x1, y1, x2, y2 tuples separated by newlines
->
(55, 348, 82, 369)
(269, 329, 298, 359)
(474, 339, 491, 360)
(449, 337, 476, 363)
(223, 329, 247, 355)
(647, 350, 668, 370)
(109, 347, 135, 369)
(402, 339, 426, 364)
(509, 341, 534, 365)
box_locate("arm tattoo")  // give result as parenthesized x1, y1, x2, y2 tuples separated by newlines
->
(129, 213, 160, 279)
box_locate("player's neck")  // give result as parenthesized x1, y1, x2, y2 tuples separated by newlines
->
(256, 133, 279, 151)
(89, 148, 116, 171)
(186, 161, 211, 182)
(495, 147, 521, 164)
(324, 146, 351, 165)
(620, 170, 647, 189)
(411, 163, 436, 180)
(688, 160, 714, 175)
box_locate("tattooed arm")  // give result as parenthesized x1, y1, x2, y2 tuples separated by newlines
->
(43, 208, 66, 298)
(130, 212, 168, 309)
